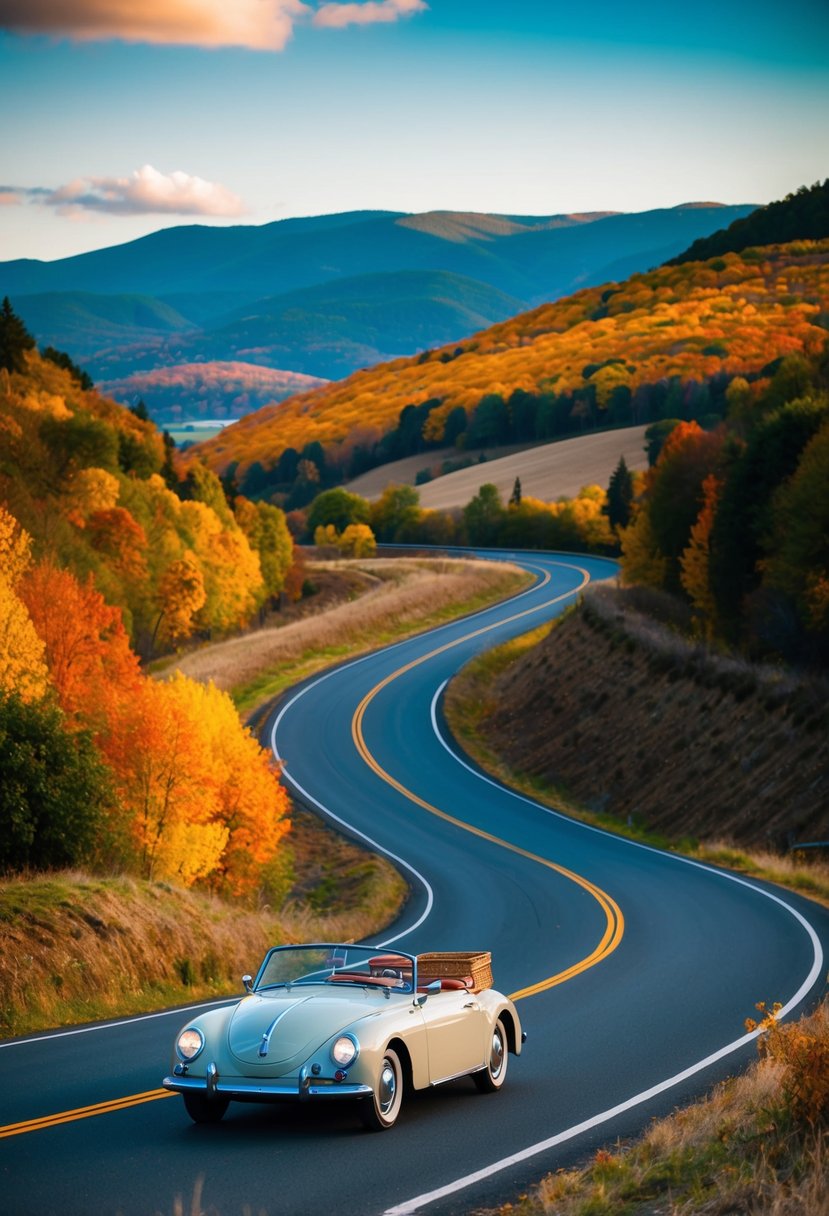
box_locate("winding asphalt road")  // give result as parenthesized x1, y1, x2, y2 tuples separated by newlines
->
(1, 550, 827, 1216)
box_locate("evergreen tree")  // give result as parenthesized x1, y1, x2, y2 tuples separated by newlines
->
(42, 345, 94, 390)
(509, 476, 522, 507)
(605, 456, 633, 529)
(0, 297, 35, 374)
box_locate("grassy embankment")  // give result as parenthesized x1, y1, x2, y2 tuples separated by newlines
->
(480, 1001, 829, 1216)
(445, 589, 829, 904)
(444, 586, 829, 1215)
(0, 810, 406, 1039)
(165, 556, 531, 718)
(2, 557, 530, 1039)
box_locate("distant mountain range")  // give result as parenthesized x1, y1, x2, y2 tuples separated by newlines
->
(0, 204, 756, 422)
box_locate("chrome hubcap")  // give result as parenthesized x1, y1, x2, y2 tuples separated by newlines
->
(489, 1030, 504, 1077)
(379, 1060, 397, 1113)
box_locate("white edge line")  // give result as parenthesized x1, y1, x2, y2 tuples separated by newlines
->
(0, 998, 239, 1050)
(382, 683, 829, 1216)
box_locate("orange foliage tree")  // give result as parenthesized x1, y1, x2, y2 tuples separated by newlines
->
(107, 673, 289, 891)
(19, 562, 141, 733)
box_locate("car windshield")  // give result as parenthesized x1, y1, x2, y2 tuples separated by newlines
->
(254, 944, 416, 993)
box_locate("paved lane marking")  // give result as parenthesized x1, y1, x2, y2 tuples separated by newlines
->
(0, 1089, 173, 1138)
(350, 562, 624, 997)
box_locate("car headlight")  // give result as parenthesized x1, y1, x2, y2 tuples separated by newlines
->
(331, 1034, 359, 1067)
(176, 1027, 205, 1061)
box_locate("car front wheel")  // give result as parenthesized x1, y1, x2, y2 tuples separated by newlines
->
(182, 1092, 229, 1124)
(473, 1018, 508, 1093)
(361, 1048, 404, 1131)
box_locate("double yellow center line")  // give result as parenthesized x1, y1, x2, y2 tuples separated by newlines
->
(0, 1088, 174, 1139)
(350, 561, 624, 1002)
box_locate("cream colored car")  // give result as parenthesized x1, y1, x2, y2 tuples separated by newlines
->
(163, 943, 524, 1130)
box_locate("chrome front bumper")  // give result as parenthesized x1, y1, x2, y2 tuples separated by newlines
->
(163, 1063, 372, 1102)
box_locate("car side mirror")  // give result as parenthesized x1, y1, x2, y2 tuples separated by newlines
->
(413, 979, 441, 1006)
(242, 974, 254, 994)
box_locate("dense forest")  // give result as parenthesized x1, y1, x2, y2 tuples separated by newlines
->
(669, 179, 828, 266)
(0, 302, 300, 890)
(195, 239, 829, 507)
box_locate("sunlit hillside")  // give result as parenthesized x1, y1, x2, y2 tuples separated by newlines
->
(193, 240, 829, 480)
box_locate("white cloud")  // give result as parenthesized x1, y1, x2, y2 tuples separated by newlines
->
(6, 166, 247, 217)
(0, 0, 310, 52)
(0, 0, 427, 49)
(313, 0, 427, 28)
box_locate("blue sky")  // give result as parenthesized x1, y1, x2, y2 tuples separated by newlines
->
(1, 0, 827, 261)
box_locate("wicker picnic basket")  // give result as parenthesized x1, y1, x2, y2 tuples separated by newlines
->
(417, 951, 493, 993)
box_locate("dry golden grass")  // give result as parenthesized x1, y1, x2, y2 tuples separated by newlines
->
(484, 1002, 829, 1216)
(0, 813, 407, 1038)
(166, 557, 529, 715)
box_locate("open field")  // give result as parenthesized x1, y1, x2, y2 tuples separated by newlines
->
(344, 425, 649, 507)
(416, 425, 649, 510)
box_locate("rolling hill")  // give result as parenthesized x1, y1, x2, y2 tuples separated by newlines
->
(2, 203, 756, 416)
(190, 239, 829, 484)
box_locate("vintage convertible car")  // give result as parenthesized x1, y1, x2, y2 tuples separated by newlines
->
(163, 943, 524, 1130)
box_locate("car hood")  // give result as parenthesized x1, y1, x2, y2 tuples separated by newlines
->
(227, 991, 374, 1067)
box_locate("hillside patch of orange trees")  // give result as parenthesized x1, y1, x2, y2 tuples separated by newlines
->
(193, 242, 829, 507)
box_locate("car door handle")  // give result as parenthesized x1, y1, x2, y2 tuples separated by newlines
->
(464, 1002, 478, 1010)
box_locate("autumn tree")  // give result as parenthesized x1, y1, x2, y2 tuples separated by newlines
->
(108, 673, 289, 892)
(680, 474, 721, 638)
(234, 497, 294, 603)
(155, 555, 207, 648)
(339, 523, 376, 557)
(0, 508, 49, 702)
(19, 562, 141, 732)
(463, 483, 504, 546)
(646, 422, 727, 592)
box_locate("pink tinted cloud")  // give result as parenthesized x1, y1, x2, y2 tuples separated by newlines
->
(313, 0, 427, 28)
(0, 0, 309, 51)
(40, 165, 247, 217)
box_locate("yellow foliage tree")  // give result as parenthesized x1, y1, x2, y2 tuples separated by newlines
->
(0, 507, 49, 701)
(0, 574, 49, 702)
(156, 554, 207, 647)
(339, 523, 376, 557)
(680, 474, 721, 637)
(620, 508, 669, 588)
(107, 672, 289, 891)
(64, 466, 120, 524)
(314, 523, 339, 548)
